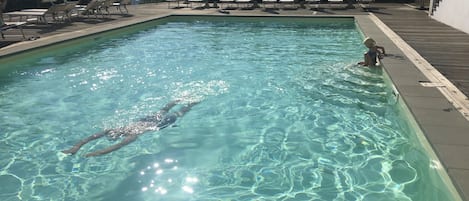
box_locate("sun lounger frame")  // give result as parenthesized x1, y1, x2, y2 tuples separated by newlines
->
(262, 0, 278, 9)
(358, 0, 375, 11)
(1, 22, 27, 39)
(278, 0, 297, 9)
(3, 11, 49, 24)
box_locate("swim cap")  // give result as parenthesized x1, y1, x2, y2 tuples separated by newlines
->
(363, 37, 376, 48)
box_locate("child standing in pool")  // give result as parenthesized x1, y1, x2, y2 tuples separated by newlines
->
(359, 37, 386, 66)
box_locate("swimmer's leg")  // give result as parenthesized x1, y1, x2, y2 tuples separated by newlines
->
(62, 130, 109, 155)
(85, 135, 138, 157)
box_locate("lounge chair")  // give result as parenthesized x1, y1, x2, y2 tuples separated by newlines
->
(1, 22, 26, 39)
(235, 0, 255, 9)
(327, 0, 346, 9)
(218, 0, 233, 10)
(99, 0, 114, 15)
(358, 0, 374, 11)
(20, 9, 49, 12)
(5, 2, 79, 24)
(49, 3, 76, 22)
(219, 0, 236, 9)
(188, 0, 206, 9)
(3, 10, 49, 24)
(167, 0, 187, 8)
(305, 0, 322, 10)
(112, 0, 132, 13)
(77, 0, 106, 18)
(278, 0, 297, 9)
(262, 0, 277, 9)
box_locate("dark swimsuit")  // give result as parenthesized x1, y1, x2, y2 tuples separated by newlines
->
(156, 113, 177, 129)
(367, 50, 377, 65)
(140, 113, 177, 130)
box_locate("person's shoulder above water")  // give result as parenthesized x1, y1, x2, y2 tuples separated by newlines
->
(359, 37, 386, 67)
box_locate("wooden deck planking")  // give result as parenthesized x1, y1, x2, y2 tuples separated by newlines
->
(374, 4, 469, 98)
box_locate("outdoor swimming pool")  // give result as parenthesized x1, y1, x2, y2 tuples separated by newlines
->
(0, 16, 458, 200)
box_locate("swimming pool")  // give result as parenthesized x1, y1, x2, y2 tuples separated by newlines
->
(0, 16, 457, 200)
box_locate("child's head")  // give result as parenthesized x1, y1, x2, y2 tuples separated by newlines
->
(363, 37, 376, 48)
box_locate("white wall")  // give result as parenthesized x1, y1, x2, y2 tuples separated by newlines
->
(432, 0, 469, 34)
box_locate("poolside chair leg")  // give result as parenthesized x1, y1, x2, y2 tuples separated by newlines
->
(19, 27, 26, 40)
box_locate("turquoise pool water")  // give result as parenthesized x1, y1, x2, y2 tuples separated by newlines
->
(0, 17, 455, 200)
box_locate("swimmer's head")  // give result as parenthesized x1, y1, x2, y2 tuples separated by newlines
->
(156, 114, 177, 129)
(363, 37, 376, 48)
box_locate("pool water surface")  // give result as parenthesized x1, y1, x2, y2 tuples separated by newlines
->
(0, 17, 455, 200)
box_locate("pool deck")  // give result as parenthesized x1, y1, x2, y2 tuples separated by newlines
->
(2, 2, 469, 200)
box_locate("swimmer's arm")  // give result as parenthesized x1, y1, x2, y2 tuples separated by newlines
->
(158, 100, 180, 114)
(85, 135, 138, 157)
(144, 100, 181, 121)
(376, 45, 386, 55)
(175, 101, 200, 117)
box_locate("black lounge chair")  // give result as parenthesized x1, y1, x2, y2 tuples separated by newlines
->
(1, 22, 26, 39)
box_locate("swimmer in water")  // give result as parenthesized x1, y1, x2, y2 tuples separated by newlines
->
(358, 37, 386, 67)
(62, 100, 199, 157)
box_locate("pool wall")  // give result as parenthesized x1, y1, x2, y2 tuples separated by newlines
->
(355, 15, 468, 201)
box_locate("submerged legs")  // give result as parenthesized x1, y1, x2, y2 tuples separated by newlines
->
(85, 135, 138, 157)
(62, 130, 109, 155)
